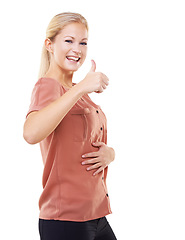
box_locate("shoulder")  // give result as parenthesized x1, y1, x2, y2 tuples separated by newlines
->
(37, 77, 60, 86)
(34, 77, 61, 92)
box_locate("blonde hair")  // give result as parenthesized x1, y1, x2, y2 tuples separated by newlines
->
(38, 12, 89, 79)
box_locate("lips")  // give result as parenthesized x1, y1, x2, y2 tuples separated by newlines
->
(66, 56, 80, 62)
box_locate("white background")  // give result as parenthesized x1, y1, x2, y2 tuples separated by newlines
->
(0, 0, 185, 239)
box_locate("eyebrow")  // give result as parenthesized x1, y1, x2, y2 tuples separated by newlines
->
(64, 36, 88, 40)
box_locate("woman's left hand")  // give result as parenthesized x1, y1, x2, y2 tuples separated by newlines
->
(81, 142, 115, 176)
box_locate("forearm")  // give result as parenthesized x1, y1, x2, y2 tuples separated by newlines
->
(23, 84, 84, 144)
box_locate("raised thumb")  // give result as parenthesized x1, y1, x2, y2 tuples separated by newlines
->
(89, 59, 96, 72)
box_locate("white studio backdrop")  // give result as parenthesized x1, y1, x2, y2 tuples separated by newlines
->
(0, 0, 185, 239)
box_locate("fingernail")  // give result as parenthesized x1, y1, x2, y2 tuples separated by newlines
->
(82, 162, 85, 165)
(82, 155, 85, 158)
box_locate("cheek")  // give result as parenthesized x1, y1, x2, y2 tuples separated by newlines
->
(81, 48, 87, 62)
(83, 47, 87, 56)
(53, 43, 68, 62)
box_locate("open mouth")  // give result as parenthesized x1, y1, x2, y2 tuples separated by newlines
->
(66, 56, 80, 62)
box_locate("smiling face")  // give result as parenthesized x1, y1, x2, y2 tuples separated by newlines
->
(48, 22, 88, 73)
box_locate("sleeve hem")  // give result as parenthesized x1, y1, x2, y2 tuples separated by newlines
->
(26, 106, 42, 118)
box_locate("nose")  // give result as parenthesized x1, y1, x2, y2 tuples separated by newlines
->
(72, 49, 82, 55)
(72, 43, 82, 55)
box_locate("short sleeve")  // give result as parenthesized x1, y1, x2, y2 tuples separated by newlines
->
(26, 78, 62, 118)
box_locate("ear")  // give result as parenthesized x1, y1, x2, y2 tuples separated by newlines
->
(44, 38, 53, 53)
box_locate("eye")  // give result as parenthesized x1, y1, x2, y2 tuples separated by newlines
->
(80, 42, 87, 46)
(65, 40, 72, 43)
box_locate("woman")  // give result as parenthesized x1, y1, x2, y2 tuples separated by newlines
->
(23, 12, 117, 240)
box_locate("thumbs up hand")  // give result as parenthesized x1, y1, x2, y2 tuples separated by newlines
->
(78, 59, 109, 94)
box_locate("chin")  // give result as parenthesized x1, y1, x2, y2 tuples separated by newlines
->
(64, 64, 82, 72)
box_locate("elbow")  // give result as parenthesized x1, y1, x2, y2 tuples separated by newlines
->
(23, 126, 38, 145)
(23, 131, 37, 145)
(23, 113, 41, 144)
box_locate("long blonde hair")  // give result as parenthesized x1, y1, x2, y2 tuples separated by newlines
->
(38, 12, 89, 79)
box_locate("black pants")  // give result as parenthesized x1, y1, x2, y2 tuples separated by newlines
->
(39, 216, 117, 240)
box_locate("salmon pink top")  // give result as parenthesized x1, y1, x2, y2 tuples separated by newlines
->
(26, 77, 112, 221)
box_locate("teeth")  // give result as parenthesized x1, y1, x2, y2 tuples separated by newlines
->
(66, 56, 80, 62)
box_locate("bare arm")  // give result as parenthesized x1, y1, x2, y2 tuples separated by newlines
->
(23, 83, 84, 144)
(23, 60, 109, 145)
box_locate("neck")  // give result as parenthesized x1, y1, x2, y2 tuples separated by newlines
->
(44, 61, 74, 88)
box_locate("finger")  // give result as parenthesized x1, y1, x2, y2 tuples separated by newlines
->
(93, 167, 104, 176)
(92, 141, 105, 147)
(86, 162, 101, 171)
(82, 157, 100, 165)
(100, 81, 108, 89)
(102, 75, 109, 86)
(95, 88, 103, 93)
(98, 86, 104, 93)
(82, 152, 99, 158)
(89, 59, 96, 72)
(104, 79, 109, 86)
